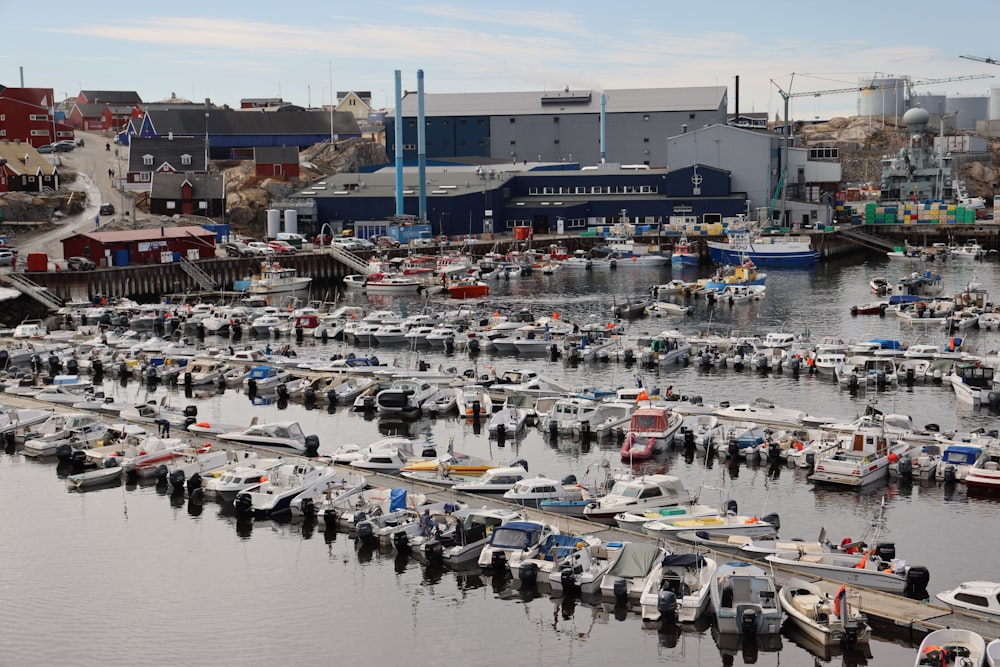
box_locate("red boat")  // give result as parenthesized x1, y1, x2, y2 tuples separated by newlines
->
(849, 301, 886, 316)
(447, 277, 489, 299)
(620, 432, 656, 461)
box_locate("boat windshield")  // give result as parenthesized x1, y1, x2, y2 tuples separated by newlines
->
(489, 526, 538, 549)
(609, 482, 641, 498)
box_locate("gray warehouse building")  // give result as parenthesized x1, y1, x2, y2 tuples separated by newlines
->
(387, 86, 728, 166)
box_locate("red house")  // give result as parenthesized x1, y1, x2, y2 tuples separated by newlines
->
(61, 226, 217, 266)
(0, 87, 74, 147)
(253, 146, 299, 179)
(0, 139, 61, 193)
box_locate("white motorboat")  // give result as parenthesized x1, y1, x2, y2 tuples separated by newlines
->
(82, 434, 188, 472)
(288, 471, 370, 518)
(420, 387, 459, 416)
(502, 474, 590, 509)
(22, 412, 107, 457)
(965, 447, 1000, 490)
(582, 474, 692, 524)
(182, 360, 228, 386)
(450, 465, 531, 496)
(717, 398, 835, 429)
(542, 396, 604, 435)
(599, 541, 666, 605)
(639, 552, 717, 623)
(548, 541, 626, 596)
(66, 460, 125, 490)
(809, 410, 913, 488)
(248, 263, 312, 297)
(487, 407, 529, 439)
(779, 578, 870, 648)
(187, 417, 259, 437)
(643, 511, 781, 540)
(204, 456, 286, 503)
(913, 629, 986, 667)
(644, 301, 692, 317)
(990, 639, 1000, 667)
(948, 361, 996, 409)
(233, 460, 340, 518)
(417, 507, 522, 568)
(375, 378, 439, 416)
(242, 365, 291, 391)
(136, 445, 231, 486)
(216, 421, 319, 455)
(0, 408, 54, 435)
(710, 560, 783, 637)
(478, 520, 559, 570)
(455, 385, 493, 418)
(936, 581, 1000, 621)
(765, 549, 929, 595)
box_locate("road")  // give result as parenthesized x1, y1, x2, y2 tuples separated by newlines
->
(18, 131, 123, 259)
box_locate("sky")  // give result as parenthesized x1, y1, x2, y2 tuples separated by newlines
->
(3, 0, 998, 121)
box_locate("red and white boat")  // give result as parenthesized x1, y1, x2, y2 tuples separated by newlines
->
(626, 406, 683, 450)
(849, 301, 886, 316)
(362, 272, 423, 295)
(447, 277, 489, 299)
(620, 432, 656, 461)
(965, 448, 1000, 490)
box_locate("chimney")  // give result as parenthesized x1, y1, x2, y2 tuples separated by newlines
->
(161, 226, 165, 236)
(734, 75, 740, 124)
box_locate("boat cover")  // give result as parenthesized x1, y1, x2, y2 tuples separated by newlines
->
(389, 488, 407, 512)
(661, 553, 706, 568)
(607, 542, 662, 578)
(537, 534, 586, 561)
(488, 522, 543, 549)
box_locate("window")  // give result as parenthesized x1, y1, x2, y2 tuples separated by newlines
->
(180, 154, 192, 165)
(643, 137, 650, 143)
(0, 130, 5, 137)
(0, 115, 4, 121)
(553, 139, 560, 144)
(143, 154, 153, 166)
(954, 593, 989, 607)
(509, 118, 516, 124)
(165, 201, 178, 209)
(553, 116, 559, 123)
(643, 114, 650, 121)
(199, 201, 207, 209)
(459, 119, 466, 125)
(442, 120, 448, 126)
(29, 114, 47, 121)
(689, 113, 696, 119)
(30, 129, 49, 136)
(403, 143, 416, 150)
(408, 120, 415, 127)
(510, 140, 516, 146)
(140, 172, 151, 182)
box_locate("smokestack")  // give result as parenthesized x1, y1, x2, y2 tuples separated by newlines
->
(417, 69, 427, 222)
(394, 70, 404, 217)
(19, 66, 24, 87)
(735, 75, 740, 125)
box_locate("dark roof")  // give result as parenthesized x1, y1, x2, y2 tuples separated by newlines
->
(253, 146, 299, 164)
(66, 226, 215, 244)
(149, 172, 224, 199)
(74, 103, 108, 118)
(338, 91, 371, 101)
(241, 97, 283, 105)
(143, 108, 360, 137)
(128, 137, 207, 173)
(81, 90, 142, 104)
(107, 104, 135, 115)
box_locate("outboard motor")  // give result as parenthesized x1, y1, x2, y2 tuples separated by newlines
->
(561, 474, 577, 485)
(326, 389, 337, 407)
(513, 459, 528, 472)
(943, 464, 957, 483)
(304, 387, 316, 404)
(168, 469, 186, 489)
(299, 497, 315, 517)
(898, 457, 913, 479)
(612, 577, 628, 604)
(304, 435, 320, 458)
(186, 473, 203, 500)
(906, 566, 930, 595)
(48, 354, 62, 375)
(519, 562, 538, 586)
(92, 359, 104, 377)
(56, 444, 73, 463)
(356, 520, 376, 544)
(246, 378, 257, 395)
(184, 371, 193, 387)
(874, 543, 896, 562)
(762, 513, 780, 531)
(468, 338, 480, 355)
(425, 540, 444, 562)
(276, 383, 289, 400)
(66, 358, 79, 375)
(295, 326, 304, 342)
(145, 365, 158, 382)
(726, 500, 738, 515)
(906, 368, 916, 384)
(323, 509, 338, 530)
(560, 567, 576, 591)
(657, 590, 678, 625)
(154, 464, 169, 483)
(740, 607, 760, 635)
(235, 493, 254, 516)
(495, 424, 506, 442)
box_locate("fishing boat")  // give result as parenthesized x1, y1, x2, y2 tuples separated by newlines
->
(360, 272, 423, 295)
(248, 263, 312, 296)
(778, 578, 870, 647)
(446, 276, 489, 299)
(709, 560, 783, 637)
(707, 224, 818, 267)
(670, 234, 699, 268)
(764, 548, 930, 595)
(809, 409, 913, 488)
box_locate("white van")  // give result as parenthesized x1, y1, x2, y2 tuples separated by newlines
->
(275, 232, 306, 248)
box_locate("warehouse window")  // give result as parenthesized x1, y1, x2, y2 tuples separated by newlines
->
(553, 117, 559, 123)
(689, 113, 696, 119)
(554, 139, 560, 144)
(643, 115, 649, 121)
(166, 201, 176, 209)
(30, 114, 47, 121)
(644, 137, 650, 143)
(509, 118, 516, 124)
(510, 140, 516, 145)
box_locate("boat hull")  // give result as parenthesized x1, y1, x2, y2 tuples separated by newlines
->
(707, 242, 818, 267)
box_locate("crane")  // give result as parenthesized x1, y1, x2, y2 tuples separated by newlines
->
(960, 55, 999, 66)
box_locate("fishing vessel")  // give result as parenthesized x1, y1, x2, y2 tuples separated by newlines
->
(707, 224, 818, 267)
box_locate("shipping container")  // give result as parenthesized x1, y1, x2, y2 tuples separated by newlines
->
(26, 252, 48, 272)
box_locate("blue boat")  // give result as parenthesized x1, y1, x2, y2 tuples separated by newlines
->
(670, 234, 699, 268)
(707, 228, 818, 267)
(702, 260, 767, 292)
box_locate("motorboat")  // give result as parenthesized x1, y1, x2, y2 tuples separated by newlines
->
(511, 533, 603, 589)
(717, 398, 835, 429)
(502, 474, 590, 509)
(764, 548, 929, 595)
(710, 560, 783, 637)
(613, 502, 726, 533)
(599, 541, 666, 605)
(487, 406, 529, 439)
(582, 474, 692, 524)
(375, 378, 439, 416)
(936, 443, 986, 483)
(421, 507, 522, 568)
(242, 365, 291, 391)
(136, 445, 230, 485)
(936, 581, 1000, 621)
(248, 263, 312, 296)
(234, 460, 340, 518)
(182, 360, 228, 387)
(399, 450, 497, 482)
(619, 431, 656, 461)
(948, 361, 996, 409)
(288, 470, 369, 518)
(779, 578, 870, 648)
(0, 408, 54, 435)
(420, 387, 460, 416)
(643, 510, 780, 540)
(888, 444, 941, 481)
(82, 434, 188, 472)
(206, 457, 286, 503)
(809, 411, 913, 488)
(542, 396, 604, 435)
(965, 447, 1000, 490)
(22, 412, 108, 457)
(216, 421, 318, 455)
(450, 464, 531, 496)
(913, 629, 986, 667)
(446, 276, 489, 299)
(670, 234, 699, 268)
(644, 301, 692, 317)
(455, 385, 493, 418)
(478, 520, 559, 570)
(639, 552, 717, 623)
(625, 406, 683, 449)
(548, 541, 626, 596)
(362, 272, 422, 295)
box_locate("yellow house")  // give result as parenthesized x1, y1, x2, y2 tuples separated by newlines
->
(336, 91, 373, 122)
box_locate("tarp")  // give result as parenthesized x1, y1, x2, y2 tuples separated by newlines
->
(489, 522, 542, 549)
(389, 488, 407, 513)
(607, 542, 662, 579)
(662, 553, 706, 568)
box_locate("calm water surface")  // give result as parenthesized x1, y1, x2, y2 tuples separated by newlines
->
(1, 251, 998, 666)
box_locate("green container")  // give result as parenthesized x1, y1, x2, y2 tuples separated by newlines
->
(825, 225, 835, 232)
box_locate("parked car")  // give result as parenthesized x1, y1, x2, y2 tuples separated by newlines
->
(267, 240, 297, 255)
(53, 140, 76, 152)
(223, 242, 255, 258)
(331, 238, 361, 251)
(67, 256, 97, 271)
(36, 144, 55, 154)
(99, 203, 115, 215)
(375, 235, 401, 248)
(0, 250, 14, 267)
(348, 237, 375, 251)
(246, 242, 276, 256)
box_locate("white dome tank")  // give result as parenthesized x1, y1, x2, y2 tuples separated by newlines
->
(266, 209, 281, 239)
(284, 209, 298, 235)
(858, 77, 908, 117)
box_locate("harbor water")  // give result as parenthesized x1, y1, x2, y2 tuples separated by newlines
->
(2, 252, 1000, 666)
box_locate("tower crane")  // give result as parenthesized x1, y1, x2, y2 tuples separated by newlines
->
(960, 55, 999, 66)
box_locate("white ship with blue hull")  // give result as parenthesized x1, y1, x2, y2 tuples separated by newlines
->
(707, 228, 818, 267)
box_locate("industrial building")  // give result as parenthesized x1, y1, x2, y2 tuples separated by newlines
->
(386, 86, 728, 166)
(61, 227, 217, 267)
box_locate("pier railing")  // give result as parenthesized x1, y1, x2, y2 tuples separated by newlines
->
(178, 256, 220, 291)
(1, 273, 65, 309)
(325, 245, 374, 276)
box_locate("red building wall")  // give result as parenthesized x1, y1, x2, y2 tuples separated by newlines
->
(62, 233, 216, 265)
(0, 88, 59, 147)
(254, 162, 300, 179)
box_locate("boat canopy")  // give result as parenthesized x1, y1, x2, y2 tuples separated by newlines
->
(661, 553, 707, 568)
(607, 542, 662, 578)
(942, 445, 982, 465)
(536, 534, 586, 562)
(631, 408, 668, 432)
(488, 522, 543, 549)
(248, 365, 277, 379)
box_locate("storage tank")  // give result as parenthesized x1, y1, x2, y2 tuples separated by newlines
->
(858, 77, 908, 117)
(989, 86, 1000, 121)
(945, 95, 989, 131)
(911, 93, 946, 115)
(283, 209, 298, 235)
(266, 209, 281, 239)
